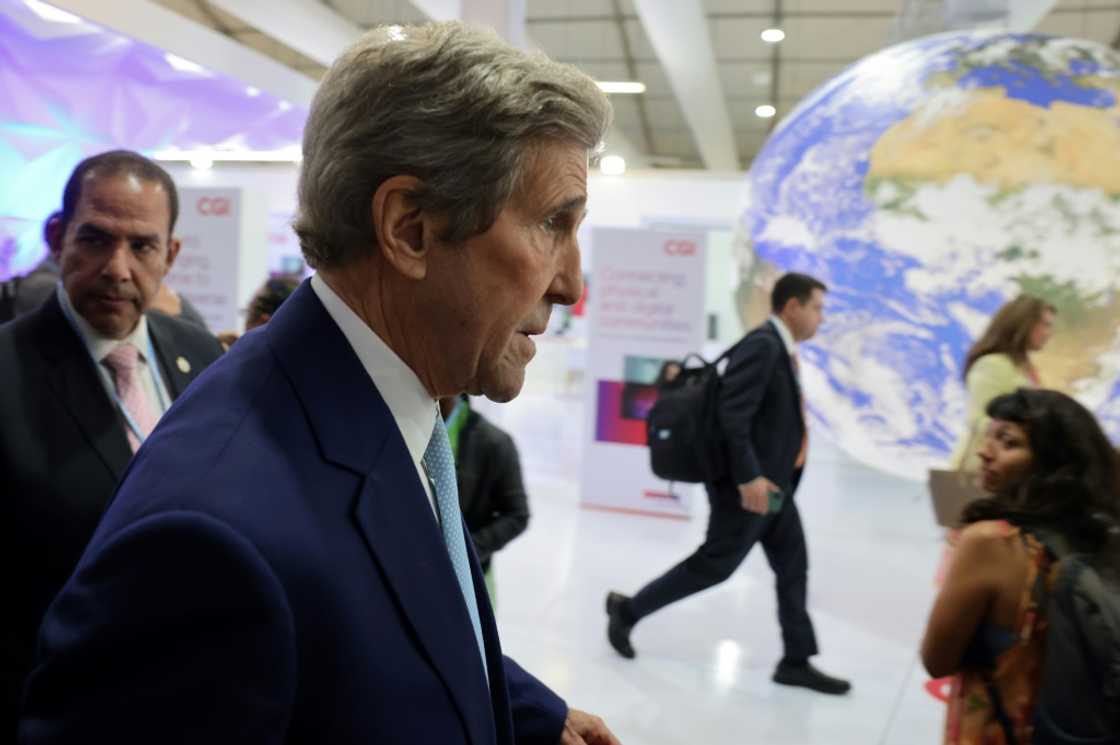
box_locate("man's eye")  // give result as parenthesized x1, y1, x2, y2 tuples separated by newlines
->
(543, 214, 570, 233)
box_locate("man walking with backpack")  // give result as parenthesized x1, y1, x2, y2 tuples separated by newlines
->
(605, 272, 851, 695)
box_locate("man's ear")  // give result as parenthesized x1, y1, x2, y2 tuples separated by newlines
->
(45, 215, 63, 260)
(164, 236, 182, 273)
(371, 175, 431, 280)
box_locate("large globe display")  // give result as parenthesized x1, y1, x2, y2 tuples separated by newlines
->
(737, 31, 1120, 478)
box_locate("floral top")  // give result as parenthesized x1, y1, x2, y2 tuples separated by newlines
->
(944, 523, 1053, 745)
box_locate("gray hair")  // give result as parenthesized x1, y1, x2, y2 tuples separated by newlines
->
(295, 21, 612, 269)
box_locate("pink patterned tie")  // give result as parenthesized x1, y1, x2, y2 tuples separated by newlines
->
(103, 343, 159, 452)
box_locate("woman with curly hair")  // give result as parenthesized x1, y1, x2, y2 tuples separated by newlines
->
(923, 388, 1120, 744)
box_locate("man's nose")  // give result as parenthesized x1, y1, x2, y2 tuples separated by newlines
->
(101, 242, 132, 281)
(549, 240, 583, 306)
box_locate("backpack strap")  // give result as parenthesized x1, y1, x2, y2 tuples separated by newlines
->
(983, 530, 1057, 745)
(1020, 529, 1068, 640)
(675, 342, 739, 373)
(678, 352, 713, 370)
(984, 677, 1020, 745)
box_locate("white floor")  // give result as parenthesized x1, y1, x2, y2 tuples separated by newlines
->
(489, 435, 949, 745)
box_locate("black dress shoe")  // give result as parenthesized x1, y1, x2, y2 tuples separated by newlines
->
(772, 660, 851, 695)
(605, 591, 636, 659)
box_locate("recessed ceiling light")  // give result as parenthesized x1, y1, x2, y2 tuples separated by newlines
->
(164, 52, 209, 76)
(189, 154, 214, 171)
(23, 0, 81, 23)
(755, 104, 777, 119)
(761, 28, 786, 44)
(596, 81, 646, 94)
(599, 154, 627, 176)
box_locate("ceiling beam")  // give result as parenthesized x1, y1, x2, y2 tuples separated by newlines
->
(49, 0, 318, 106)
(528, 3, 1106, 25)
(609, 0, 653, 155)
(63, 0, 646, 168)
(766, 0, 782, 135)
(632, 0, 739, 171)
(410, 0, 460, 21)
(208, 0, 362, 67)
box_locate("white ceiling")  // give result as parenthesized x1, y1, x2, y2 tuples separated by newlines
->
(151, 0, 1120, 170)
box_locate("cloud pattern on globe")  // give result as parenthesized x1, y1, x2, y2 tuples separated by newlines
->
(738, 31, 1120, 479)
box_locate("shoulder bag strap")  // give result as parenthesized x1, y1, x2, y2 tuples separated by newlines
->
(982, 530, 1057, 745)
(984, 677, 1020, 745)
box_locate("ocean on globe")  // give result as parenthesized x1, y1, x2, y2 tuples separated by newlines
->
(736, 31, 1120, 479)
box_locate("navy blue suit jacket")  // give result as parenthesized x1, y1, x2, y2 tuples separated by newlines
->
(20, 282, 567, 744)
(718, 320, 805, 495)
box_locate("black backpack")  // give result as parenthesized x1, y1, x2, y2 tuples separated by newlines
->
(989, 530, 1120, 744)
(645, 347, 735, 484)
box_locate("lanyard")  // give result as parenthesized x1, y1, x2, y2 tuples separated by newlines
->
(58, 293, 169, 445)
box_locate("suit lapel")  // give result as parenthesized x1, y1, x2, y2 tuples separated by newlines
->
(353, 453, 496, 745)
(267, 283, 496, 745)
(146, 315, 192, 399)
(35, 293, 132, 481)
(471, 528, 512, 743)
(766, 322, 805, 430)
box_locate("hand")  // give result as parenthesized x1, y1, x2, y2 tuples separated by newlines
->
(559, 708, 622, 745)
(738, 477, 777, 514)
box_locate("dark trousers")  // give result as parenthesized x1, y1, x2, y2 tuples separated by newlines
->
(628, 476, 819, 661)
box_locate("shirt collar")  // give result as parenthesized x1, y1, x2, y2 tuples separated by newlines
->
(57, 283, 152, 365)
(310, 273, 436, 468)
(769, 315, 797, 356)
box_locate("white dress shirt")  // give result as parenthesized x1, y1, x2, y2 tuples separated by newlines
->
(769, 315, 797, 359)
(58, 284, 169, 419)
(311, 273, 439, 517)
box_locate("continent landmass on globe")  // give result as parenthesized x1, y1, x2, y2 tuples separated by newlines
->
(737, 32, 1120, 477)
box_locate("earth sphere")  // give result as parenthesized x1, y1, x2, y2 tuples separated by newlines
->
(736, 31, 1120, 479)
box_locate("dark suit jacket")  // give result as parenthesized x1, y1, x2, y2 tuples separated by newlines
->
(718, 320, 805, 495)
(457, 410, 530, 569)
(0, 292, 223, 737)
(1, 258, 58, 322)
(19, 282, 567, 745)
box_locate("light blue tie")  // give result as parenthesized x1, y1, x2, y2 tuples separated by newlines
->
(423, 412, 489, 682)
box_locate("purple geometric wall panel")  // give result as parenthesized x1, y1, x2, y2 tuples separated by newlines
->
(0, 0, 307, 278)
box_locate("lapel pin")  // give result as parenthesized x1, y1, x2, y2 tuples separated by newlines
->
(176, 356, 191, 374)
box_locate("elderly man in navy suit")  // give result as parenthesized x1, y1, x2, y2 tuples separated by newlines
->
(21, 22, 618, 745)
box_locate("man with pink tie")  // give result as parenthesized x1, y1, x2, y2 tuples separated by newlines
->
(0, 150, 222, 741)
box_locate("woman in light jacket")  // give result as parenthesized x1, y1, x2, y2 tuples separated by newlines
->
(950, 295, 1056, 471)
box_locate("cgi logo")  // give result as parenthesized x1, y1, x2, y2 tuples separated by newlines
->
(197, 197, 231, 216)
(663, 239, 696, 256)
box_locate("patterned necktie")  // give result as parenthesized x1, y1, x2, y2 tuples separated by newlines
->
(422, 413, 488, 682)
(791, 351, 809, 469)
(102, 343, 159, 453)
